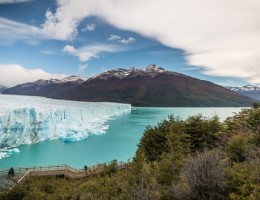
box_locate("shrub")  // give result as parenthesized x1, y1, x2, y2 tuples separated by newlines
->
(181, 150, 227, 200)
(137, 116, 188, 162)
(185, 115, 222, 152)
(226, 134, 249, 162)
(5, 186, 26, 200)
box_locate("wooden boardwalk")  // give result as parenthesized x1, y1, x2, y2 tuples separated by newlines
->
(26, 165, 88, 179)
(0, 165, 91, 193)
(0, 163, 127, 193)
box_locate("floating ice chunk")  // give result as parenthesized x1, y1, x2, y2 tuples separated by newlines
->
(61, 137, 77, 142)
(0, 147, 20, 159)
(8, 148, 20, 153)
(0, 151, 8, 159)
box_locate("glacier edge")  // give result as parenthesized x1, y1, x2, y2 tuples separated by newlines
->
(0, 95, 131, 153)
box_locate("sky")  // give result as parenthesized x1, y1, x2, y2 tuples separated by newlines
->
(0, 0, 259, 87)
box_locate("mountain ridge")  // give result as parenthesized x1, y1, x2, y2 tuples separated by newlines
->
(3, 64, 254, 107)
(226, 85, 260, 101)
(0, 86, 7, 94)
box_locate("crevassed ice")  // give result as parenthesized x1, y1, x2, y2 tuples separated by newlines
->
(0, 95, 131, 150)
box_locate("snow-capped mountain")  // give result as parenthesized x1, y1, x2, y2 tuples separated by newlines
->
(226, 85, 260, 101)
(15, 75, 87, 89)
(92, 64, 185, 81)
(144, 64, 165, 73)
(53, 75, 88, 84)
(3, 65, 254, 107)
(227, 85, 260, 92)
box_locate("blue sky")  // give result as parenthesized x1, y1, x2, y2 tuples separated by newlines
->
(0, 0, 259, 87)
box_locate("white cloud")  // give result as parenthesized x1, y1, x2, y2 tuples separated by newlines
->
(82, 23, 96, 32)
(43, 0, 260, 83)
(108, 34, 121, 41)
(63, 44, 122, 62)
(0, 64, 67, 87)
(119, 37, 135, 44)
(0, 0, 32, 4)
(63, 45, 76, 53)
(78, 51, 97, 62)
(41, 2, 90, 40)
(108, 34, 135, 44)
(78, 64, 87, 74)
(0, 17, 45, 45)
(41, 9, 77, 40)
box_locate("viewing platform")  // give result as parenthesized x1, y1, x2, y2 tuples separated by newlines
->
(0, 165, 95, 194)
(0, 163, 127, 194)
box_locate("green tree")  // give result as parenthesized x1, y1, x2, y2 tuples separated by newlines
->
(252, 102, 260, 109)
(137, 116, 188, 162)
(226, 134, 249, 162)
(225, 108, 260, 136)
(185, 115, 222, 152)
(137, 125, 167, 162)
(227, 148, 260, 200)
(157, 118, 189, 185)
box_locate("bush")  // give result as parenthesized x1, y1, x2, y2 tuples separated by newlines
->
(225, 108, 260, 136)
(252, 102, 260, 109)
(137, 116, 188, 162)
(226, 134, 249, 162)
(185, 115, 222, 152)
(181, 150, 227, 200)
(5, 186, 26, 200)
(226, 148, 260, 199)
(104, 160, 118, 176)
(137, 125, 168, 162)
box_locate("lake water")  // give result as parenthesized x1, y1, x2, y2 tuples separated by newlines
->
(0, 107, 243, 169)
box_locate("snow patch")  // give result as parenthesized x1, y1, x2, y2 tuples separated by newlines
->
(227, 85, 260, 92)
(54, 75, 88, 84)
(144, 64, 165, 72)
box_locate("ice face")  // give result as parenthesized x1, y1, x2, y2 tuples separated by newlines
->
(0, 95, 131, 150)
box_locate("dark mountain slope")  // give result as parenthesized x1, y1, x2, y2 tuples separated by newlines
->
(66, 73, 253, 106)
(0, 86, 7, 94)
(3, 65, 254, 107)
(2, 76, 86, 98)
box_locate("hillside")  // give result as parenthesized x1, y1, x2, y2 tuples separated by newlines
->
(0, 86, 7, 94)
(3, 65, 254, 107)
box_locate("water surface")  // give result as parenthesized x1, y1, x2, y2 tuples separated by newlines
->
(0, 107, 243, 169)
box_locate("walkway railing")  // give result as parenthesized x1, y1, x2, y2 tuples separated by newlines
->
(0, 165, 87, 194)
(27, 165, 87, 179)
(0, 163, 128, 193)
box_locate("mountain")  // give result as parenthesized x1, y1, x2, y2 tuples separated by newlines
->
(0, 86, 8, 93)
(3, 64, 254, 107)
(226, 85, 260, 101)
(2, 76, 87, 97)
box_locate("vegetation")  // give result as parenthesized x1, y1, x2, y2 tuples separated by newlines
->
(1, 106, 259, 200)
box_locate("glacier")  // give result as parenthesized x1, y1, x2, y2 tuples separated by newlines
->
(0, 95, 131, 158)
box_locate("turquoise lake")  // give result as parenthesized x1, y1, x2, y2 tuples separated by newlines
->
(0, 107, 243, 169)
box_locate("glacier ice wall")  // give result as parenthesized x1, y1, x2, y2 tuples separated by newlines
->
(0, 95, 131, 149)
